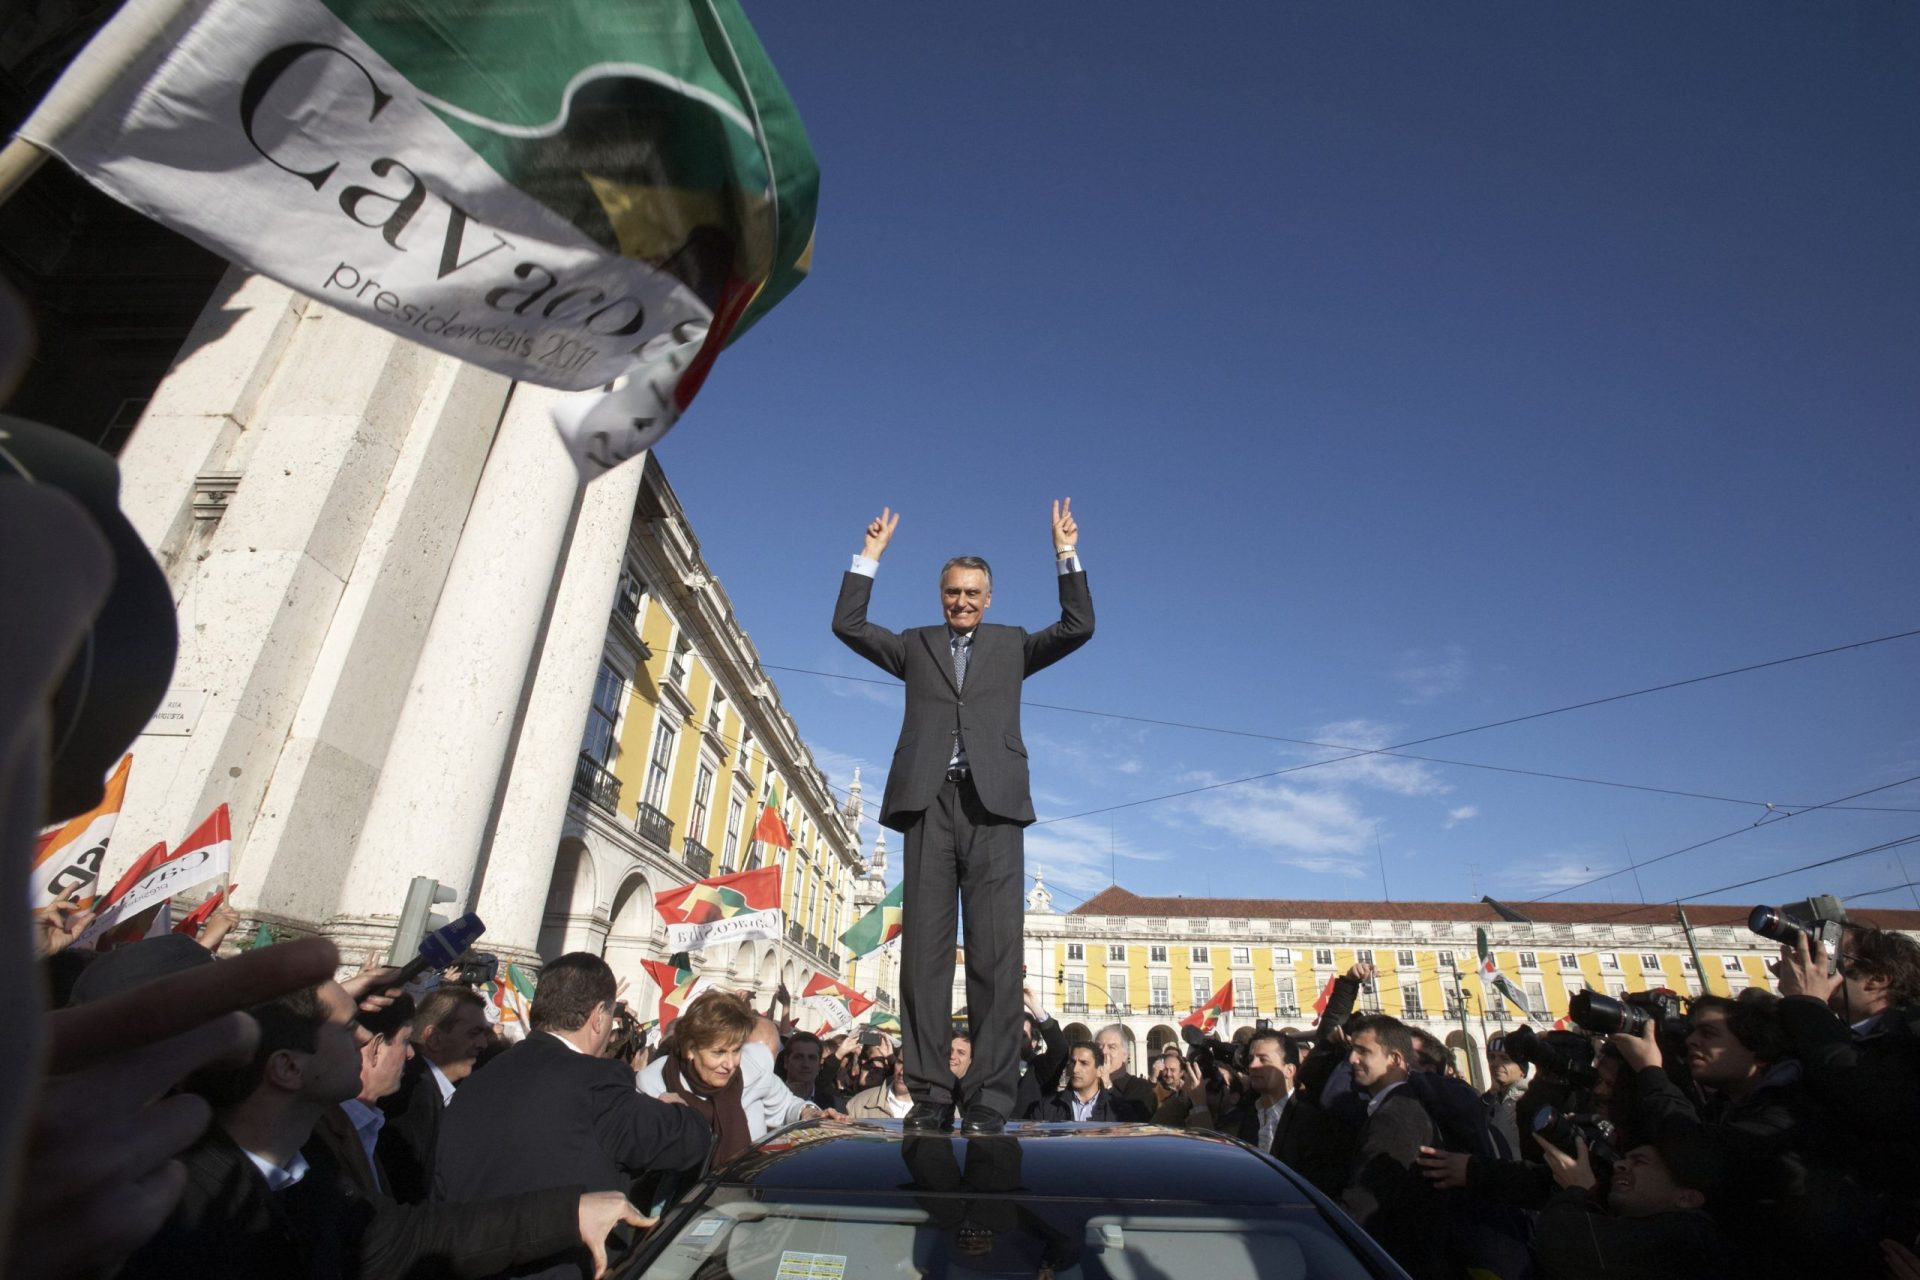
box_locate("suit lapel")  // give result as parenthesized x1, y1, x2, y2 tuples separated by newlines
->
(920, 628, 961, 696)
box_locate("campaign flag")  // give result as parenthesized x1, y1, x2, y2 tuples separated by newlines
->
(18, 0, 819, 472)
(865, 1010, 902, 1035)
(641, 953, 714, 1030)
(486, 961, 537, 1038)
(172, 883, 234, 937)
(1182, 979, 1234, 1033)
(31, 753, 131, 908)
(752, 781, 793, 850)
(79, 804, 232, 949)
(798, 982, 875, 1020)
(656, 865, 782, 953)
(248, 922, 276, 950)
(838, 881, 903, 958)
(1477, 927, 1537, 1022)
(1310, 974, 1339, 1016)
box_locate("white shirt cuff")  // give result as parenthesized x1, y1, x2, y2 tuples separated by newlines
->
(850, 554, 879, 577)
(1056, 552, 1082, 576)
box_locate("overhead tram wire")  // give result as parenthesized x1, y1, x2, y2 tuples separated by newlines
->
(1520, 773, 1920, 907)
(759, 624, 1920, 826)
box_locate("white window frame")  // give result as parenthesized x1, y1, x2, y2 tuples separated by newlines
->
(1558, 952, 1580, 969)
(1149, 944, 1168, 964)
(1517, 951, 1538, 970)
(1190, 946, 1210, 965)
(1396, 949, 1416, 967)
(1231, 946, 1251, 965)
(1109, 944, 1127, 963)
(1314, 947, 1334, 967)
(1066, 942, 1084, 961)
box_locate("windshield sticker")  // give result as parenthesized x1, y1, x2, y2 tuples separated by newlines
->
(775, 1251, 848, 1280)
(687, 1217, 725, 1240)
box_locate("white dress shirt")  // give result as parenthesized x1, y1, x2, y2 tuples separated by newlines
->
(426, 1059, 457, 1106)
(244, 1148, 311, 1192)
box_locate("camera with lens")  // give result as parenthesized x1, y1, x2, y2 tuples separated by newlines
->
(1750, 895, 1848, 974)
(453, 951, 499, 987)
(1180, 1024, 1244, 1073)
(1500, 1023, 1599, 1088)
(1531, 1104, 1616, 1164)
(1568, 987, 1689, 1039)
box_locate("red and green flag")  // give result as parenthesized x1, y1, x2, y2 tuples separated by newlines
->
(655, 864, 782, 953)
(800, 973, 872, 1034)
(1310, 974, 1340, 1016)
(486, 962, 537, 1038)
(865, 1010, 902, 1035)
(838, 881, 903, 958)
(19, 0, 819, 472)
(1182, 979, 1234, 1034)
(752, 780, 793, 850)
(81, 803, 233, 950)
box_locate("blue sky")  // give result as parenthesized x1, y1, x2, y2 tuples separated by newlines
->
(655, 4, 1920, 914)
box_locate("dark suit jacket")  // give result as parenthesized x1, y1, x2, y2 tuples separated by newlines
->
(832, 567, 1093, 829)
(379, 1055, 446, 1205)
(1104, 1069, 1157, 1122)
(1014, 1015, 1069, 1118)
(1339, 1087, 1450, 1280)
(122, 1123, 581, 1280)
(436, 1033, 712, 1279)
(1035, 1088, 1131, 1121)
(307, 1103, 390, 1204)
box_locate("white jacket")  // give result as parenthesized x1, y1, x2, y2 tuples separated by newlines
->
(637, 1041, 808, 1142)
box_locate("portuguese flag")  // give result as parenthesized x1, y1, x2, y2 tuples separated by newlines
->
(752, 780, 793, 850)
(1182, 980, 1234, 1034)
(838, 881, 903, 958)
(655, 864, 782, 953)
(20, 0, 819, 469)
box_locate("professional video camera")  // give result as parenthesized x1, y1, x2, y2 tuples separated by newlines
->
(1499, 1024, 1599, 1088)
(453, 951, 499, 987)
(1530, 1104, 1617, 1164)
(1568, 987, 1689, 1039)
(1750, 895, 1849, 974)
(1180, 1024, 1245, 1073)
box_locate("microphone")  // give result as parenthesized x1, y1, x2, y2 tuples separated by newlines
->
(393, 912, 486, 985)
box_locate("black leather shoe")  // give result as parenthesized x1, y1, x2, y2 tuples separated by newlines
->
(904, 1102, 953, 1131)
(958, 1105, 1005, 1134)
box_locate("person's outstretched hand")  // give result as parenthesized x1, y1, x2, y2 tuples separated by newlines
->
(576, 1191, 655, 1279)
(32, 885, 96, 957)
(862, 508, 900, 560)
(16, 936, 340, 1279)
(1051, 498, 1078, 554)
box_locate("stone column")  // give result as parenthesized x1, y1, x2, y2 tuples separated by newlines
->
(472, 452, 650, 966)
(328, 382, 584, 956)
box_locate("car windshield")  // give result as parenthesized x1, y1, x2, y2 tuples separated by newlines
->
(638, 1186, 1381, 1280)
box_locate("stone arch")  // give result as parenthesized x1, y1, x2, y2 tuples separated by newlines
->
(1444, 1030, 1483, 1090)
(732, 939, 763, 1000)
(757, 946, 779, 993)
(537, 836, 603, 960)
(1146, 1023, 1179, 1059)
(1063, 1021, 1093, 1047)
(604, 870, 657, 1008)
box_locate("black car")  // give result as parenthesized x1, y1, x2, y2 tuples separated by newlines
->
(619, 1121, 1411, 1279)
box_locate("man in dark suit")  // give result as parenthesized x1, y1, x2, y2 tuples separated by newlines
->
(380, 984, 491, 1204)
(1035, 1042, 1133, 1121)
(436, 952, 712, 1280)
(1340, 1014, 1451, 1280)
(307, 991, 414, 1203)
(121, 980, 648, 1280)
(832, 500, 1094, 1133)
(1093, 1024, 1158, 1120)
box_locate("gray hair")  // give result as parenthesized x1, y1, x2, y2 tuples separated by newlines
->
(939, 556, 993, 589)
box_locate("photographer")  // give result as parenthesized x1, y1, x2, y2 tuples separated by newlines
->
(1612, 995, 1804, 1169)
(1529, 1130, 1729, 1280)
(1274, 962, 1371, 1196)
(1772, 924, 1920, 1154)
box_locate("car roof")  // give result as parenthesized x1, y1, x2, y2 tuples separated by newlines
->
(718, 1121, 1320, 1206)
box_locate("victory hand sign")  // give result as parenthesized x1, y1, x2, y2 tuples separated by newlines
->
(862, 507, 900, 560)
(1051, 497, 1078, 556)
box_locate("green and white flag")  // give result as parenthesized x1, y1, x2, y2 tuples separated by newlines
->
(17, 0, 817, 472)
(1477, 926, 1537, 1022)
(838, 881, 903, 959)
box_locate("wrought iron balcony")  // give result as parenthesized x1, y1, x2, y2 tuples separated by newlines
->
(788, 921, 804, 944)
(572, 754, 621, 812)
(634, 801, 673, 850)
(1104, 1003, 1132, 1016)
(682, 837, 714, 877)
(1147, 1003, 1175, 1017)
(804, 931, 819, 955)
(1063, 1002, 1089, 1016)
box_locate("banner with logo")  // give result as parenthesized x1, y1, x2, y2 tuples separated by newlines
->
(78, 804, 232, 949)
(1477, 927, 1537, 1021)
(800, 973, 872, 1034)
(838, 880, 902, 958)
(31, 753, 131, 908)
(656, 864, 782, 954)
(18, 0, 818, 472)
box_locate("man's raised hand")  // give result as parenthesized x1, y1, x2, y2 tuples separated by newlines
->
(1051, 498, 1078, 554)
(576, 1191, 656, 1279)
(862, 507, 900, 560)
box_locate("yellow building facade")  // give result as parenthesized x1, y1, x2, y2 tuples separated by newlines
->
(1025, 882, 1920, 1088)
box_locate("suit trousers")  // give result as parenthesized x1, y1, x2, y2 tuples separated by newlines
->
(901, 774, 1024, 1115)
